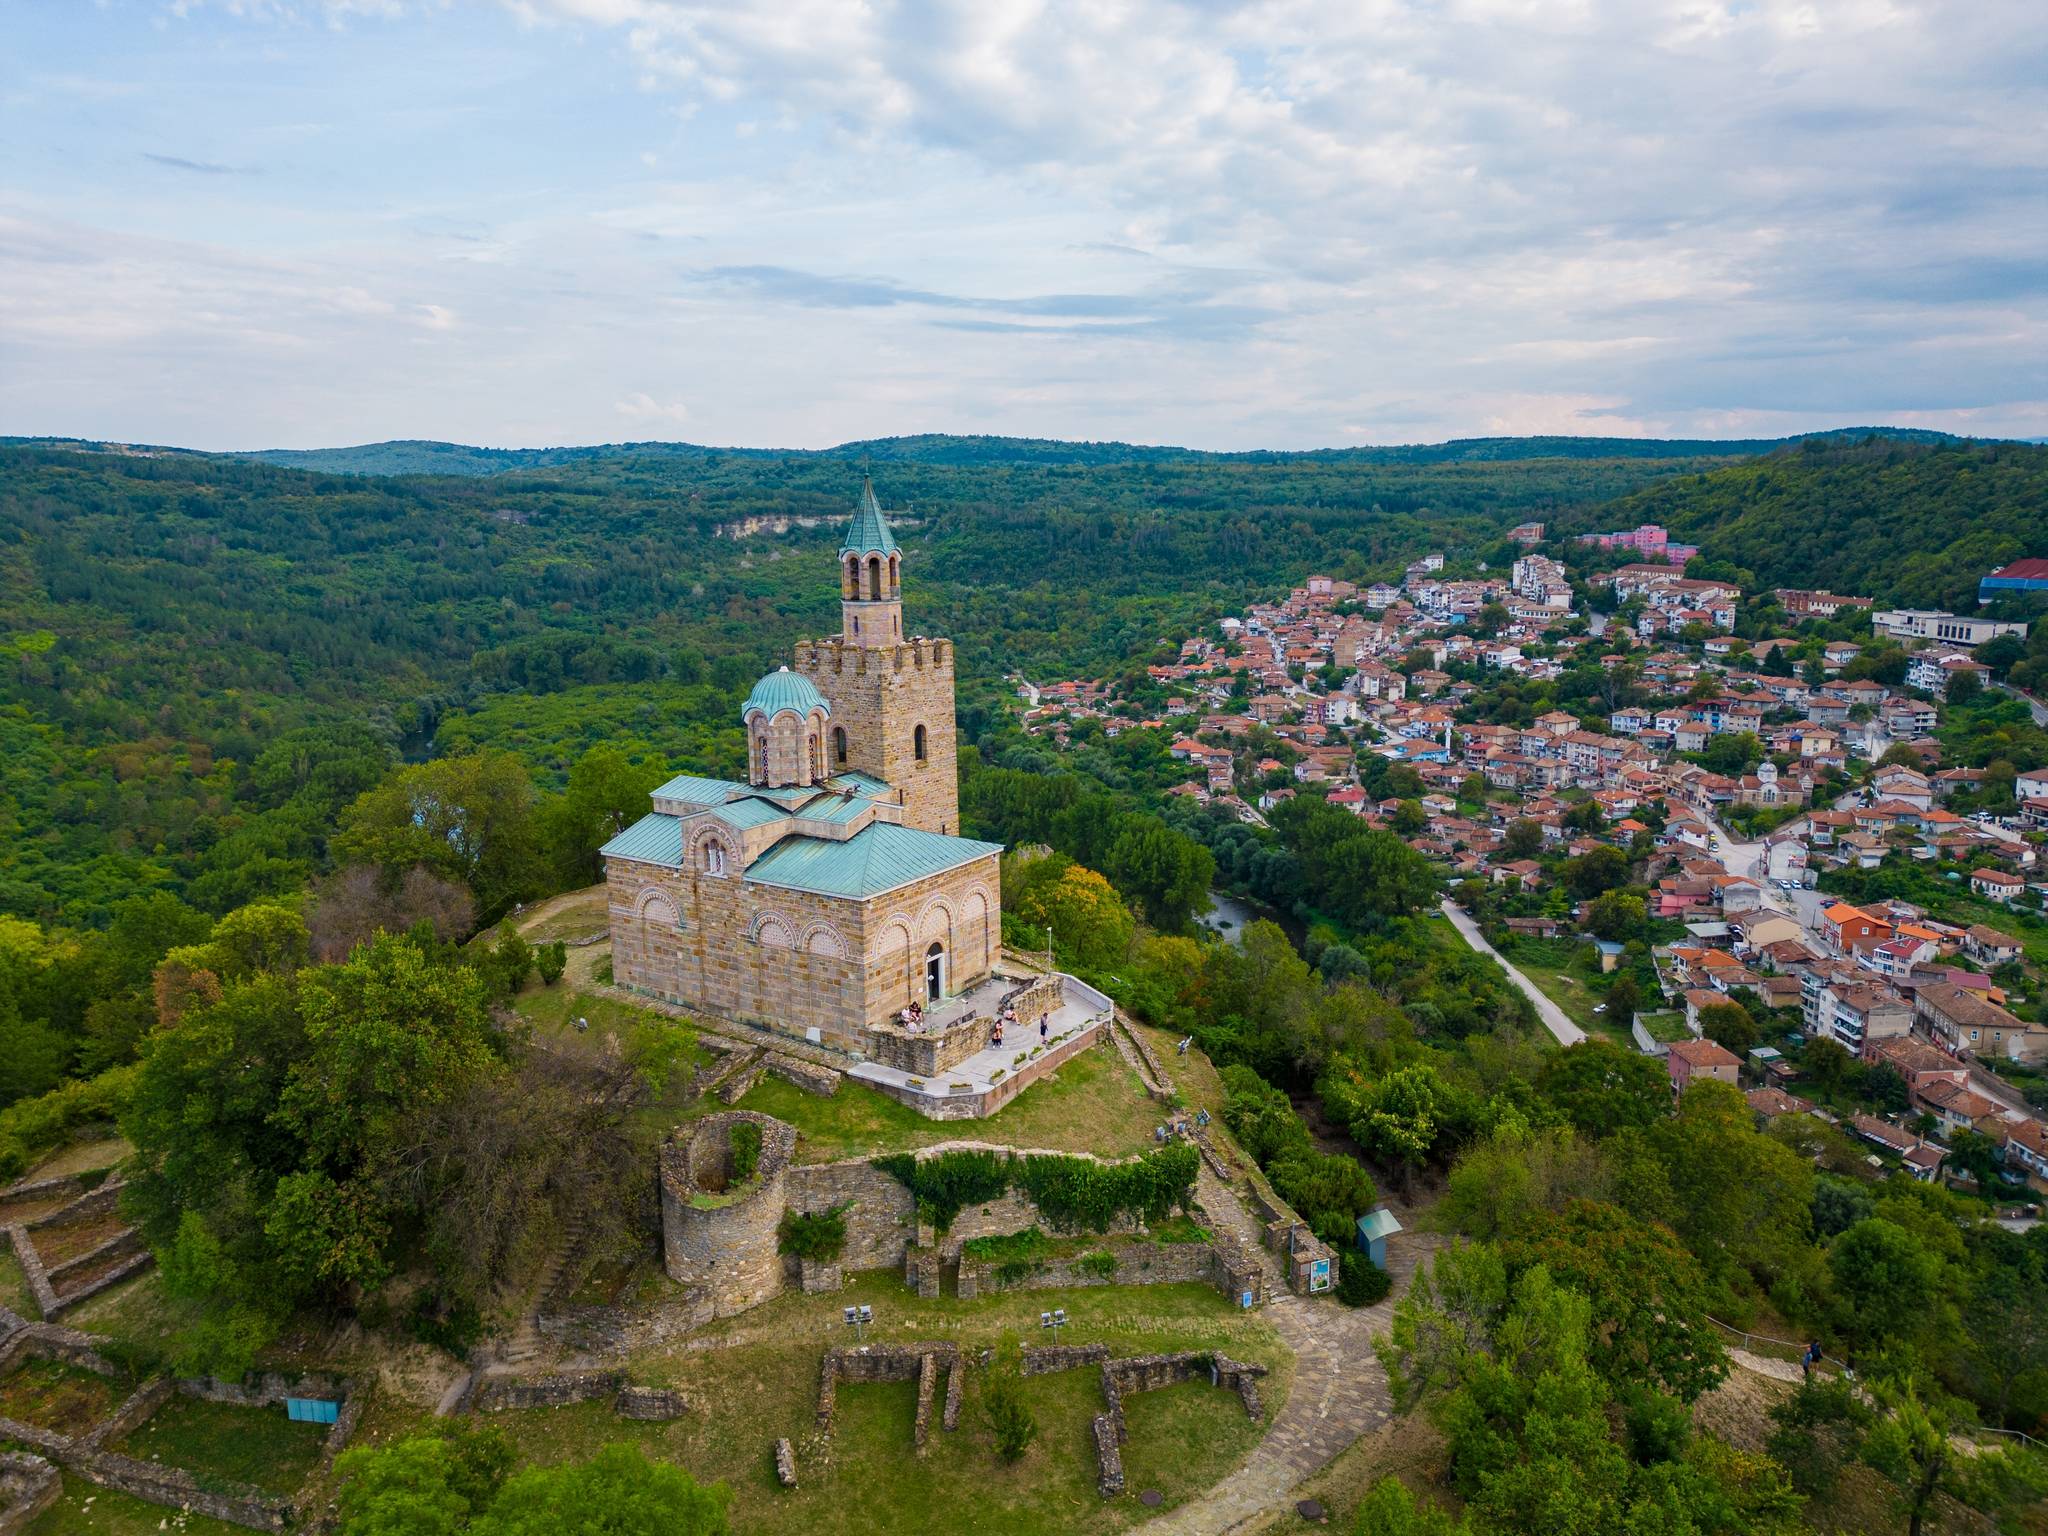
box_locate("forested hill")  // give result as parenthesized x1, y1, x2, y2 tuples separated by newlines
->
(0, 439, 1717, 923)
(1560, 436, 2048, 611)
(183, 425, 1958, 477)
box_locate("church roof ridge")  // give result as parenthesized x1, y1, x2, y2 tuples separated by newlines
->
(840, 474, 900, 557)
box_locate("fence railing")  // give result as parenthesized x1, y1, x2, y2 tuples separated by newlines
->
(1705, 1316, 1844, 1376)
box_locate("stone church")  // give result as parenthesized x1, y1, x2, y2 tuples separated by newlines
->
(602, 480, 1002, 1048)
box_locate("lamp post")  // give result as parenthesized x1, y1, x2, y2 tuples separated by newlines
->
(844, 1304, 873, 1343)
(1040, 1308, 1067, 1343)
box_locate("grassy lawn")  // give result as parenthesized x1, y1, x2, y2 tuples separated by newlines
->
(26, 1479, 246, 1536)
(19, 1139, 130, 1183)
(730, 1043, 1165, 1165)
(110, 1394, 328, 1497)
(468, 1269, 1288, 1536)
(55, 1271, 182, 1365)
(0, 1243, 35, 1316)
(1502, 938, 1634, 1045)
(0, 1357, 126, 1436)
(30, 1212, 131, 1267)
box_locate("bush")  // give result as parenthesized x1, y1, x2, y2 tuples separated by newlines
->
(1078, 1251, 1118, 1278)
(981, 1346, 1039, 1464)
(1335, 1256, 1392, 1308)
(408, 1292, 485, 1356)
(0, 1064, 140, 1181)
(776, 1203, 848, 1262)
(873, 1146, 1196, 1235)
(535, 941, 567, 985)
(729, 1121, 763, 1185)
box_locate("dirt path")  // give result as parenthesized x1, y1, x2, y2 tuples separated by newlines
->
(1132, 1167, 1438, 1535)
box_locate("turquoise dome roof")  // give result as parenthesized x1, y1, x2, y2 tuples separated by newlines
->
(742, 666, 830, 721)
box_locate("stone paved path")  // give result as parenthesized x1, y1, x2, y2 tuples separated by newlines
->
(1131, 1167, 1437, 1535)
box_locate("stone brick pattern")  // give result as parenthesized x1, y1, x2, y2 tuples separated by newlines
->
(764, 1055, 841, 1096)
(815, 1343, 961, 1447)
(794, 637, 960, 837)
(606, 849, 999, 1048)
(658, 1113, 796, 1317)
(473, 1370, 624, 1414)
(958, 1238, 1223, 1299)
(774, 1438, 798, 1488)
(0, 1449, 60, 1535)
(1020, 1343, 1111, 1376)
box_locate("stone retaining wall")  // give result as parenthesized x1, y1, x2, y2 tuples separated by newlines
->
(958, 1239, 1221, 1299)
(815, 1343, 961, 1439)
(0, 1312, 118, 1377)
(1092, 1414, 1124, 1496)
(1020, 1343, 1110, 1375)
(764, 1055, 841, 1097)
(774, 1438, 798, 1488)
(473, 1369, 625, 1414)
(0, 1450, 60, 1535)
(23, 1181, 123, 1231)
(615, 1385, 689, 1421)
(68, 1450, 286, 1532)
(4, 1229, 59, 1319)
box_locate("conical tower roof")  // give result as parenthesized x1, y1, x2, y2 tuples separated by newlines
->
(839, 474, 900, 557)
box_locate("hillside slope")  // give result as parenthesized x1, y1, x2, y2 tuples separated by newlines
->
(1572, 436, 2048, 610)
(211, 427, 1961, 478)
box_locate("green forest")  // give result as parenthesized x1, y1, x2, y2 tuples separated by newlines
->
(1561, 436, 2048, 612)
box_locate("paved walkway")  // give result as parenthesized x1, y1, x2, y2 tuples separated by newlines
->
(1438, 900, 1586, 1047)
(1131, 1166, 1434, 1535)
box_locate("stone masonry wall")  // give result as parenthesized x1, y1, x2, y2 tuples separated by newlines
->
(958, 1239, 1221, 1299)
(0, 1450, 61, 1536)
(795, 637, 960, 838)
(659, 1113, 795, 1316)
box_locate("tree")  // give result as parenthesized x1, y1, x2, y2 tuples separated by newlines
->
(309, 864, 476, 963)
(535, 941, 567, 986)
(1947, 670, 1982, 705)
(473, 1444, 728, 1536)
(1347, 1063, 1461, 1197)
(1767, 1378, 1871, 1498)
(1011, 863, 1134, 969)
(1392, 799, 1428, 836)
(1352, 1476, 1469, 1536)
(1563, 846, 1628, 899)
(335, 753, 546, 921)
(980, 1344, 1039, 1463)
(542, 746, 664, 885)
(1697, 1000, 1758, 1057)
(1442, 1126, 1611, 1241)
(336, 1424, 515, 1536)
(1830, 1218, 1938, 1348)
(1650, 1080, 1814, 1282)
(1106, 816, 1215, 930)
(1581, 890, 1644, 943)
(1802, 1035, 1853, 1095)
(1602, 974, 1641, 1025)
(1500, 1200, 1728, 1402)
(1535, 1042, 1669, 1138)
(1861, 1387, 1957, 1536)
(1699, 731, 1763, 776)
(1502, 821, 1544, 859)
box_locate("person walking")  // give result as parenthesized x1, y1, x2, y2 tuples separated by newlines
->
(1039, 1014, 1049, 1044)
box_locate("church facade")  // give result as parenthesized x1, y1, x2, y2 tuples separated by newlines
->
(602, 480, 1001, 1049)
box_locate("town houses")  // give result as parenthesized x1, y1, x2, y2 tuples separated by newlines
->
(1009, 526, 2048, 1199)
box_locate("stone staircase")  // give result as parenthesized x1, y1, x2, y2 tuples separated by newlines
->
(496, 1212, 587, 1371)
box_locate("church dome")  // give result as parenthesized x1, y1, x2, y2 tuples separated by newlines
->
(742, 666, 830, 722)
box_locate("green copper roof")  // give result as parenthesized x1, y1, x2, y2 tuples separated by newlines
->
(742, 666, 830, 721)
(704, 797, 789, 830)
(839, 475, 900, 557)
(651, 773, 745, 807)
(601, 812, 684, 865)
(824, 770, 894, 801)
(745, 822, 999, 899)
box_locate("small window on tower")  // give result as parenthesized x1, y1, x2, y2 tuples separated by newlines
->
(833, 726, 847, 765)
(914, 724, 928, 762)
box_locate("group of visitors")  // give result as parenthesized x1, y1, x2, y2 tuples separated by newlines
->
(988, 1004, 1053, 1051)
(902, 1000, 925, 1033)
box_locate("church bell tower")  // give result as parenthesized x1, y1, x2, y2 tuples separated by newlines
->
(794, 476, 960, 836)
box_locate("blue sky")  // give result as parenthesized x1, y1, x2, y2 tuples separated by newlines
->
(3, 0, 2045, 450)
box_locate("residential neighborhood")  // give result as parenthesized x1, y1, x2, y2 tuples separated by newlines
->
(1016, 531, 2048, 1204)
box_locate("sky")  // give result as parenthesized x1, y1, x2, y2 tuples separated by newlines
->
(2, 0, 2046, 452)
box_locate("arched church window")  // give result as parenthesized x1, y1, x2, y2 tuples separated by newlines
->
(867, 556, 883, 601)
(703, 839, 727, 877)
(914, 723, 928, 762)
(833, 726, 847, 765)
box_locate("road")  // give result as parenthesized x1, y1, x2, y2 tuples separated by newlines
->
(1439, 899, 1587, 1047)
(1995, 680, 2048, 727)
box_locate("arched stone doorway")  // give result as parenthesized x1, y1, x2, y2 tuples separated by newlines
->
(924, 941, 946, 1002)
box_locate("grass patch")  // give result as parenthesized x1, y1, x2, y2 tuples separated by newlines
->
(30, 1213, 130, 1267)
(20, 1139, 130, 1183)
(0, 1358, 125, 1436)
(110, 1395, 327, 1497)
(1637, 1010, 1691, 1045)
(733, 1043, 1163, 1165)
(0, 1244, 34, 1316)
(480, 1270, 1286, 1536)
(24, 1477, 246, 1535)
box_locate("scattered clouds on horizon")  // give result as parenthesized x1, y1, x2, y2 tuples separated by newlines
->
(0, 0, 2044, 449)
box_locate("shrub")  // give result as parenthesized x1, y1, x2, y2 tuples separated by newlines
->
(873, 1146, 1198, 1235)
(0, 1064, 140, 1182)
(1335, 1257, 1391, 1308)
(1078, 1251, 1118, 1278)
(981, 1346, 1039, 1463)
(535, 941, 568, 985)
(729, 1121, 763, 1185)
(776, 1204, 848, 1262)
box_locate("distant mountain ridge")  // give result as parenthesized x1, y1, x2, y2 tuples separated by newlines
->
(1, 426, 1962, 479)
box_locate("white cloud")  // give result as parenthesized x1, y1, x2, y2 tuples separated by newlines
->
(4, 0, 2045, 447)
(615, 391, 691, 426)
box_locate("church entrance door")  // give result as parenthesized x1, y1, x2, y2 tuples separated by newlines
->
(925, 942, 945, 1002)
